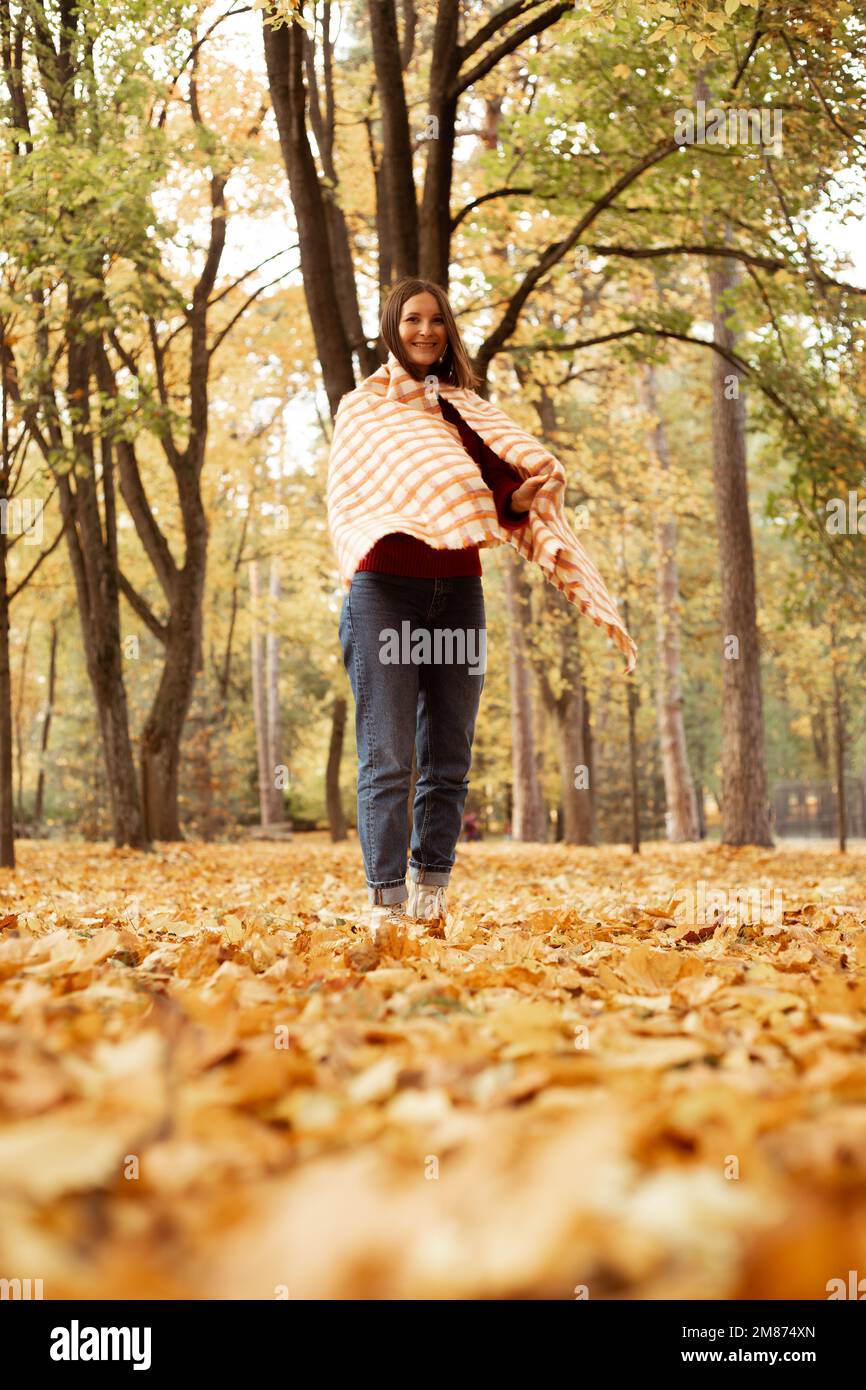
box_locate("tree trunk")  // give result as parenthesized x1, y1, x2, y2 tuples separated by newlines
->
(553, 678, 594, 845)
(707, 251, 773, 846)
(0, 538, 14, 865)
(502, 552, 546, 841)
(138, 507, 207, 844)
(367, 0, 419, 278)
(13, 614, 33, 822)
(830, 623, 847, 852)
(302, 17, 380, 375)
(139, 634, 197, 842)
(98, 200, 213, 847)
(418, 1, 460, 285)
(534, 587, 595, 845)
(621, 586, 641, 854)
(641, 364, 700, 841)
(249, 560, 274, 826)
(262, 5, 356, 416)
(512, 360, 593, 844)
(56, 327, 147, 848)
(326, 694, 347, 841)
(34, 619, 58, 824)
(626, 661, 640, 852)
(4, 10, 148, 849)
(266, 557, 284, 823)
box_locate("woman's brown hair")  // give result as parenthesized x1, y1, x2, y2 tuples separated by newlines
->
(379, 277, 480, 390)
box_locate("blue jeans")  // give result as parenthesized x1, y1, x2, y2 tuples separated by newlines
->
(338, 572, 487, 904)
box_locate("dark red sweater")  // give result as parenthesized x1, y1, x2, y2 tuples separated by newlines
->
(355, 393, 528, 578)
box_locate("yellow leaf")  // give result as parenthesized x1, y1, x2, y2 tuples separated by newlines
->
(222, 914, 245, 945)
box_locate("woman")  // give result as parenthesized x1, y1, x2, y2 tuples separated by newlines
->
(327, 277, 636, 940)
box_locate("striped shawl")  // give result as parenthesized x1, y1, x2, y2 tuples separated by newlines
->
(326, 350, 637, 674)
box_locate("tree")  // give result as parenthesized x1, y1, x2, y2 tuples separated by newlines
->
(502, 550, 546, 840)
(641, 364, 700, 841)
(707, 250, 772, 845)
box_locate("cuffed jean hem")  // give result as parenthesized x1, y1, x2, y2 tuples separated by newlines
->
(408, 863, 452, 887)
(368, 880, 409, 906)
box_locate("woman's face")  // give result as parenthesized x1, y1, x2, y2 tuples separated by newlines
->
(398, 292, 449, 373)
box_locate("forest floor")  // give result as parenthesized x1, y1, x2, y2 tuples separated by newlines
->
(1, 835, 865, 1299)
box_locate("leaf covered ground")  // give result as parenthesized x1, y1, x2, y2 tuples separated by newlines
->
(1, 836, 865, 1300)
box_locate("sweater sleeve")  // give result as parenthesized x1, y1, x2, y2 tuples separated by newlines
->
(439, 396, 529, 530)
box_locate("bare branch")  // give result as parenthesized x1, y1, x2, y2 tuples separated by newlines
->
(475, 138, 681, 377)
(781, 30, 857, 144)
(115, 437, 180, 598)
(730, 5, 766, 92)
(582, 241, 866, 296)
(459, 1, 549, 66)
(505, 326, 804, 432)
(117, 570, 169, 642)
(208, 246, 298, 309)
(7, 512, 70, 602)
(453, 2, 573, 99)
(450, 185, 533, 232)
(150, 5, 252, 129)
(208, 266, 299, 358)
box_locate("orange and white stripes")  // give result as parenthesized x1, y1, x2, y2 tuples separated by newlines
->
(326, 351, 637, 675)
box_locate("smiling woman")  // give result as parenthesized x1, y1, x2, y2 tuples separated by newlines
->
(382, 280, 478, 390)
(397, 294, 449, 371)
(327, 275, 636, 942)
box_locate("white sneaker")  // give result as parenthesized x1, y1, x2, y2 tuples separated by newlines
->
(407, 880, 448, 921)
(369, 901, 407, 942)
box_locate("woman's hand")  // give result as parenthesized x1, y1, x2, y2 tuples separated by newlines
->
(509, 474, 547, 513)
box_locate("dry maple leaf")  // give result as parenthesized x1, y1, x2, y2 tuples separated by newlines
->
(1, 838, 865, 1299)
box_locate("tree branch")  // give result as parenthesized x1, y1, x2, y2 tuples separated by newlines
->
(208, 246, 297, 309)
(505, 325, 804, 431)
(7, 513, 70, 602)
(453, 2, 573, 99)
(117, 570, 169, 643)
(450, 184, 533, 232)
(115, 437, 179, 599)
(582, 241, 866, 295)
(474, 137, 681, 378)
(458, 1, 549, 66)
(208, 266, 299, 358)
(730, 5, 766, 92)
